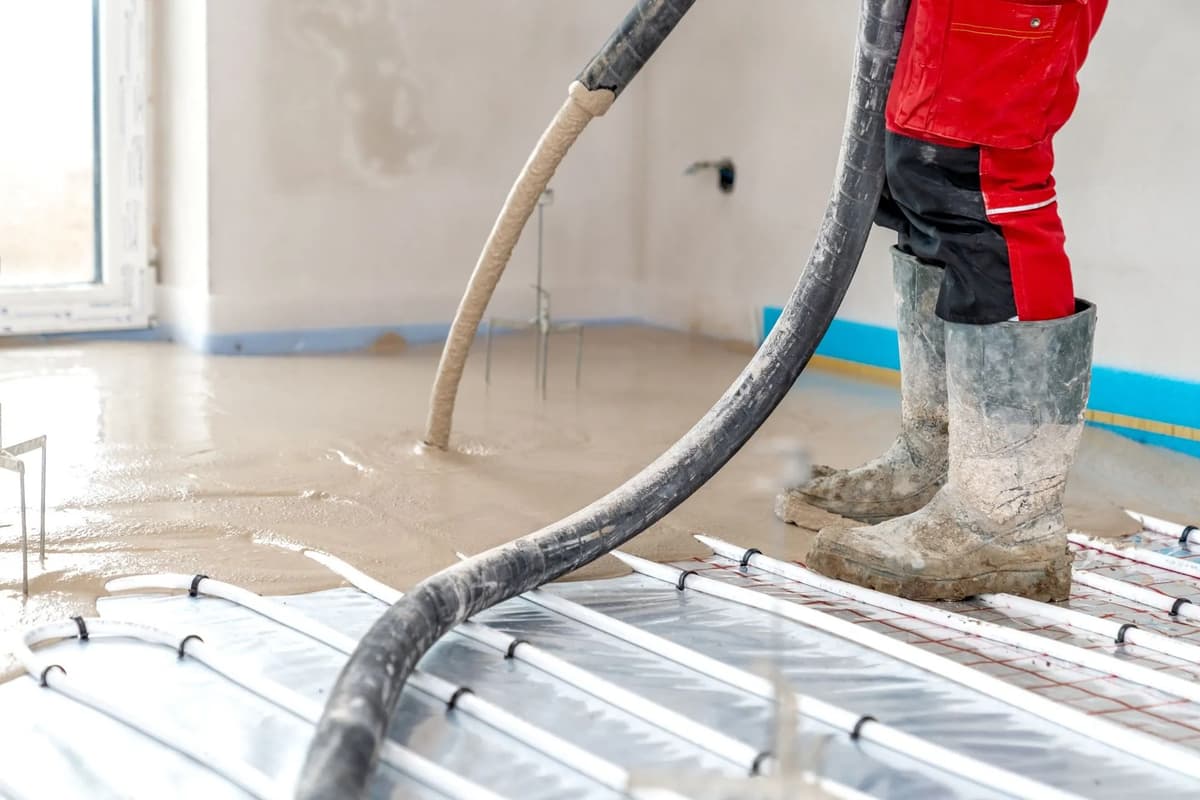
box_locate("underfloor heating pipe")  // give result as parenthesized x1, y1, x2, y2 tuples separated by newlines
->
(105, 574, 692, 800)
(1126, 509, 1200, 544)
(304, 1, 912, 795)
(303, 555, 869, 800)
(977, 591, 1200, 666)
(612, 549, 1200, 782)
(1072, 569, 1200, 625)
(1071, 533, 1200, 581)
(698, 535, 1200, 703)
(22, 617, 504, 800)
(307, 546, 1082, 800)
(13, 619, 282, 800)
(301, 550, 772, 775)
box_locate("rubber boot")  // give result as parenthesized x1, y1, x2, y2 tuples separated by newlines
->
(807, 301, 1096, 602)
(777, 247, 948, 525)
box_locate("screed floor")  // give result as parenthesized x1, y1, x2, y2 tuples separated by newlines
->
(2, 326, 1199, 678)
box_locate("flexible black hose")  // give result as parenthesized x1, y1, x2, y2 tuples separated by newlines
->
(577, 0, 697, 96)
(296, 1, 909, 796)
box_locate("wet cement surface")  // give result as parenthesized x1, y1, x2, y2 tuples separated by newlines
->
(2, 326, 1198, 678)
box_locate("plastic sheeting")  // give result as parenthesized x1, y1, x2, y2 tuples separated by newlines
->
(0, 564, 1197, 798)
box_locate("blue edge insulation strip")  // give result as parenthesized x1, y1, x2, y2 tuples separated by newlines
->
(25, 319, 641, 355)
(764, 307, 1200, 460)
(25, 312, 1199, 460)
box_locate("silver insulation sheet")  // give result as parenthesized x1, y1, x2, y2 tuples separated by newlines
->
(0, 558, 1197, 798)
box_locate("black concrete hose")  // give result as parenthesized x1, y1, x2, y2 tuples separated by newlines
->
(298, 1, 910, 796)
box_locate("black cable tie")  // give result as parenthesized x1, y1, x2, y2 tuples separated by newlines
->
(740, 548, 762, 568)
(1170, 597, 1193, 617)
(1181, 525, 1198, 545)
(71, 616, 89, 641)
(1115, 623, 1137, 644)
(851, 715, 876, 741)
(750, 750, 772, 776)
(40, 664, 66, 687)
(188, 574, 208, 598)
(675, 570, 697, 591)
(504, 639, 528, 659)
(447, 687, 473, 710)
(177, 634, 204, 659)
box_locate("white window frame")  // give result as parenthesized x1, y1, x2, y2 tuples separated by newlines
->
(0, 0, 151, 336)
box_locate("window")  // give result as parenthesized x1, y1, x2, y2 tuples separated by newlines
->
(0, 0, 150, 335)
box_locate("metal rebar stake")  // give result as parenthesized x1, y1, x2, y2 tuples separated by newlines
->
(483, 187, 585, 396)
(0, 404, 48, 597)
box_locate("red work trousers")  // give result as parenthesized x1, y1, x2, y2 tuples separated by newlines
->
(882, 0, 1108, 323)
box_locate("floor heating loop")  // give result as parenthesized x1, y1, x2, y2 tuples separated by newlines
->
(1070, 533, 1200, 582)
(301, 551, 773, 776)
(609, 549, 1200, 782)
(24, 617, 506, 800)
(300, 551, 891, 800)
(977, 591, 1200, 664)
(13, 619, 282, 800)
(696, 535, 1200, 702)
(515, 585, 1082, 800)
(104, 574, 699, 800)
(1071, 569, 1200, 624)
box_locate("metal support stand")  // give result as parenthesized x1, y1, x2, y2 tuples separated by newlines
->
(0, 405, 47, 597)
(484, 188, 584, 398)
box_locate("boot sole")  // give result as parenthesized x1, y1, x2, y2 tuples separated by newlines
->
(777, 485, 941, 527)
(809, 549, 1073, 603)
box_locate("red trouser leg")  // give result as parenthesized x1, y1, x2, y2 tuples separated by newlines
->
(979, 145, 1074, 322)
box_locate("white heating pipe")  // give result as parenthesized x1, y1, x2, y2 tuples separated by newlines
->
(302, 551, 885, 800)
(104, 574, 685, 800)
(1072, 569, 1200, 624)
(31, 617, 504, 800)
(610, 550, 1200, 782)
(1070, 533, 1200, 581)
(697, 535, 1200, 704)
(517, 585, 1080, 800)
(978, 592, 1200, 666)
(302, 550, 769, 775)
(1126, 509, 1200, 543)
(13, 619, 282, 800)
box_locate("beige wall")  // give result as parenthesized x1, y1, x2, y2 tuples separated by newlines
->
(154, 1, 1200, 381)
(635, 1, 890, 343)
(200, 0, 641, 337)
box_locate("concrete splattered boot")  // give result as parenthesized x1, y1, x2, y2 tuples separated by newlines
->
(777, 247, 948, 525)
(807, 301, 1096, 602)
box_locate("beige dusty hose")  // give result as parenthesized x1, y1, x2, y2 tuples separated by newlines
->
(423, 81, 614, 449)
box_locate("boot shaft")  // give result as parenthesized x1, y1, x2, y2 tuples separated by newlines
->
(891, 248, 948, 444)
(945, 301, 1097, 529)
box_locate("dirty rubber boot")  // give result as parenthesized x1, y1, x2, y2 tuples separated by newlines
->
(778, 247, 948, 525)
(807, 301, 1097, 602)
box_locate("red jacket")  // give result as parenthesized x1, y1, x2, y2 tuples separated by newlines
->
(887, 0, 1108, 150)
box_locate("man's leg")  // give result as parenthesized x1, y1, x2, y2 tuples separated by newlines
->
(804, 136, 1096, 602)
(977, 144, 1075, 322)
(776, 136, 953, 525)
